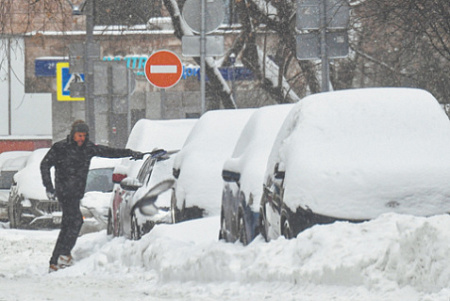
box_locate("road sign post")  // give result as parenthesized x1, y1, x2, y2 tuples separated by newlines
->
(296, 0, 350, 92)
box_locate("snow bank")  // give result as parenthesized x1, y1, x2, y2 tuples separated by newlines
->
(1, 213, 449, 300)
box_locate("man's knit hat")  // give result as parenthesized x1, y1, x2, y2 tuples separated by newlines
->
(70, 120, 89, 137)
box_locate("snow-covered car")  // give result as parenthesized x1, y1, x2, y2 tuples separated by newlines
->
(171, 108, 256, 223)
(109, 118, 197, 237)
(0, 151, 31, 221)
(220, 104, 294, 245)
(8, 148, 59, 229)
(115, 150, 177, 240)
(79, 157, 122, 235)
(260, 88, 450, 241)
(8, 148, 121, 230)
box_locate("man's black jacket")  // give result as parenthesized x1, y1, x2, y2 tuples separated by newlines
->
(41, 136, 132, 200)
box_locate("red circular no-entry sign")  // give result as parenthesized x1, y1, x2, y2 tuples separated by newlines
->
(144, 50, 183, 89)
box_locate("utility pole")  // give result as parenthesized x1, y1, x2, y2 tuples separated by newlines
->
(200, 0, 206, 114)
(84, 0, 96, 141)
(319, 0, 329, 92)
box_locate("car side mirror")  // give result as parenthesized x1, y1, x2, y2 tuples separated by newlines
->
(222, 170, 241, 183)
(274, 163, 285, 180)
(120, 177, 142, 191)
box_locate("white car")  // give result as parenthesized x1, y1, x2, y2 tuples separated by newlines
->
(8, 148, 58, 228)
(109, 118, 197, 237)
(79, 157, 122, 235)
(260, 88, 450, 240)
(8, 148, 120, 231)
(220, 104, 294, 244)
(171, 108, 256, 223)
(0, 151, 31, 221)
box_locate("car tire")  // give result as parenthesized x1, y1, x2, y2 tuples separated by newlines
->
(130, 211, 141, 240)
(115, 212, 122, 237)
(259, 207, 269, 242)
(238, 213, 248, 245)
(219, 209, 227, 241)
(170, 191, 181, 223)
(8, 201, 16, 228)
(9, 199, 24, 229)
(281, 208, 294, 239)
(106, 210, 113, 236)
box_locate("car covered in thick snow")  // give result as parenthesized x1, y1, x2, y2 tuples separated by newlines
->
(171, 109, 256, 223)
(260, 88, 450, 240)
(0, 151, 31, 221)
(220, 104, 294, 245)
(79, 157, 122, 235)
(8, 148, 120, 230)
(109, 118, 197, 237)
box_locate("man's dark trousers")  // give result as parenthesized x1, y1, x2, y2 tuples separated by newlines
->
(49, 198, 83, 265)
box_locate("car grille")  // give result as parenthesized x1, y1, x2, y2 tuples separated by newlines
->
(37, 201, 61, 213)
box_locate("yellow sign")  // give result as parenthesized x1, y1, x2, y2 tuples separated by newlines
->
(56, 62, 85, 101)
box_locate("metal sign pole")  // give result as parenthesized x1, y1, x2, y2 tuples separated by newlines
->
(84, 0, 96, 141)
(200, 0, 206, 114)
(320, 0, 329, 92)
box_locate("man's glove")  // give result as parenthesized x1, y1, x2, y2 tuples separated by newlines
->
(46, 190, 57, 201)
(130, 150, 144, 160)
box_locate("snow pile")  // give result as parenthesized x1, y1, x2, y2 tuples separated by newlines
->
(2, 213, 449, 300)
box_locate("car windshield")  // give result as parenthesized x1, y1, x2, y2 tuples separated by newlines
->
(85, 168, 114, 193)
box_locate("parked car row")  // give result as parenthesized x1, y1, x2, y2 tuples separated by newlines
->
(3, 88, 450, 246)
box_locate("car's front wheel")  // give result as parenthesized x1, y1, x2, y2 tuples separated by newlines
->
(130, 211, 141, 240)
(106, 210, 113, 236)
(219, 209, 227, 241)
(259, 206, 269, 242)
(281, 208, 295, 239)
(8, 195, 24, 229)
(238, 213, 249, 245)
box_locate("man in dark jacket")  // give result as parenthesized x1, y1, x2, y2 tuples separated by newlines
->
(41, 120, 143, 272)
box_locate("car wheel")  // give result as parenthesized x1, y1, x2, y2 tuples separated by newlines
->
(8, 201, 16, 228)
(170, 191, 182, 223)
(115, 212, 122, 237)
(219, 209, 227, 241)
(281, 210, 294, 239)
(130, 211, 141, 240)
(238, 213, 248, 245)
(9, 199, 23, 229)
(106, 210, 113, 236)
(259, 207, 268, 242)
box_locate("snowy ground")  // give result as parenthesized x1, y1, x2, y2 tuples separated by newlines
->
(1, 213, 449, 301)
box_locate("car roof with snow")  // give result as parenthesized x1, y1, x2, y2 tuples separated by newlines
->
(266, 88, 450, 219)
(113, 118, 198, 179)
(0, 151, 32, 170)
(222, 104, 295, 210)
(173, 108, 256, 216)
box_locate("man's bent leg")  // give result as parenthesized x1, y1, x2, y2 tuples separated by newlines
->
(49, 199, 83, 265)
